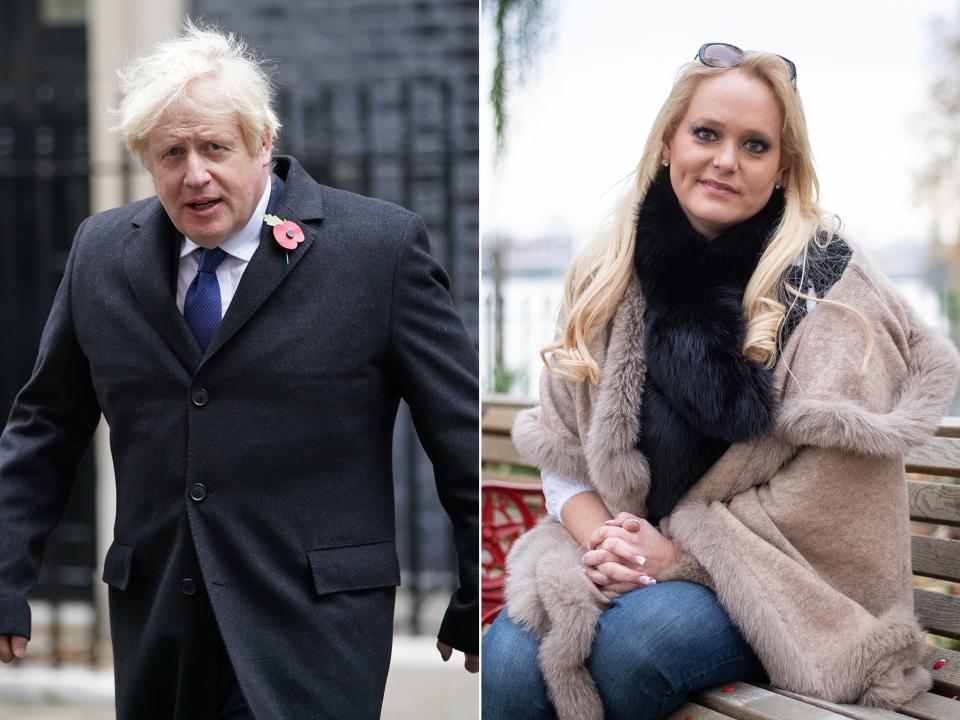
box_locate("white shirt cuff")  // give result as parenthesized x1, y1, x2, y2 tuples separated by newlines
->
(542, 469, 596, 525)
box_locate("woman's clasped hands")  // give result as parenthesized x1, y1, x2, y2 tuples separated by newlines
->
(582, 512, 681, 594)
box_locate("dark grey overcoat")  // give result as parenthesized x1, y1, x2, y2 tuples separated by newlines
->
(0, 156, 478, 719)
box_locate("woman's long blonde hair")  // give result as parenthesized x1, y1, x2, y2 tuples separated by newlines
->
(544, 52, 862, 384)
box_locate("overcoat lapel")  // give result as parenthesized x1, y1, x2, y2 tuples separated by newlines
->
(123, 158, 325, 371)
(124, 201, 203, 373)
(204, 161, 325, 360)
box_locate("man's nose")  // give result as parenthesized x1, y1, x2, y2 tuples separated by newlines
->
(183, 151, 212, 187)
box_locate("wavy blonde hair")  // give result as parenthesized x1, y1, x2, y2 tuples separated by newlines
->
(544, 52, 868, 384)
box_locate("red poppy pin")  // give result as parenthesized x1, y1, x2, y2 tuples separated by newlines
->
(264, 214, 304, 263)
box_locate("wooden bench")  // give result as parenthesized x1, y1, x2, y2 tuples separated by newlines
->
(481, 397, 960, 720)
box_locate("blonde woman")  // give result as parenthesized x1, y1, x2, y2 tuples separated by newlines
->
(482, 44, 960, 720)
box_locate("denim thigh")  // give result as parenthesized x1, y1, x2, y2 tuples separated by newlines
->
(482, 581, 765, 720)
(588, 581, 766, 720)
(482, 611, 554, 719)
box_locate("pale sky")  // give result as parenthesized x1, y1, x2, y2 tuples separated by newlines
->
(481, 0, 959, 254)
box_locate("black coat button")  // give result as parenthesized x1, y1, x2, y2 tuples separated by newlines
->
(181, 578, 196, 596)
(192, 389, 209, 406)
(189, 483, 206, 501)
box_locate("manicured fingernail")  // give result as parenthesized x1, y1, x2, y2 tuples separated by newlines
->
(635, 555, 646, 566)
(639, 575, 656, 585)
(604, 520, 617, 525)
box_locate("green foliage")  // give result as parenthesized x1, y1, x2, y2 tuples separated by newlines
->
(491, 365, 525, 394)
(485, 0, 554, 158)
(931, 633, 959, 651)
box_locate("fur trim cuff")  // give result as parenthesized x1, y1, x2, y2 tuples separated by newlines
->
(512, 408, 590, 484)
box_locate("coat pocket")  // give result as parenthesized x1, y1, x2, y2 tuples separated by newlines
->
(306, 540, 401, 595)
(101, 541, 134, 591)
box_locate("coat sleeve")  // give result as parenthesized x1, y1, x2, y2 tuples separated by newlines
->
(510, 318, 593, 485)
(774, 262, 960, 456)
(0, 218, 102, 638)
(387, 214, 478, 656)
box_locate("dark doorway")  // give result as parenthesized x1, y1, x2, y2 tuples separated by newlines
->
(0, 0, 97, 663)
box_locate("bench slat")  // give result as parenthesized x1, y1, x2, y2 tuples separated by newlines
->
(482, 435, 526, 466)
(695, 683, 852, 719)
(909, 481, 960, 528)
(911, 536, 960, 583)
(934, 418, 960, 438)
(905, 438, 960, 478)
(481, 471, 541, 486)
(894, 691, 960, 720)
(914, 589, 960, 640)
(766, 687, 948, 720)
(921, 645, 960, 697)
(665, 701, 739, 719)
(482, 405, 523, 434)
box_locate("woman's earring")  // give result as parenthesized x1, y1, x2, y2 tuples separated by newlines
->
(775, 181, 782, 189)
(662, 159, 670, 167)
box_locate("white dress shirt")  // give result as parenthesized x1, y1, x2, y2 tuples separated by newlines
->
(176, 180, 272, 317)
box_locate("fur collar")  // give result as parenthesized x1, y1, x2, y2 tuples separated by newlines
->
(634, 167, 786, 298)
(631, 169, 783, 522)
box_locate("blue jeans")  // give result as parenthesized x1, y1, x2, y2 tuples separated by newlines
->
(482, 581, 766, 720)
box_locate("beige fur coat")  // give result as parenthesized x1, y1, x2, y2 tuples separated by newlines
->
(505, 246, 960, 720)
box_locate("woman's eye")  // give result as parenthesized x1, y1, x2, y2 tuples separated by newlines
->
(745, 139, 768, 154)
(693, 126, 717, 141)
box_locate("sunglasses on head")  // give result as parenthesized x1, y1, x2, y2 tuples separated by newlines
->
(696, 42, 797, 85)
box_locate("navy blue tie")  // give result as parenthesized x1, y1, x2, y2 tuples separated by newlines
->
(183, 247, 227, 352)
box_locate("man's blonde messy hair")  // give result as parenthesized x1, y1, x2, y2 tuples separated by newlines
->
(111, 18, 281, 165)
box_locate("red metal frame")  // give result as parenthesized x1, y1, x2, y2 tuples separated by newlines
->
(481, 480, 546, 627)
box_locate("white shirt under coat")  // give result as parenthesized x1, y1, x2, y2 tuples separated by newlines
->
(175, 179, 272, 317)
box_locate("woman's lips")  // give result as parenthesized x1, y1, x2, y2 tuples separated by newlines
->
(700, 180, 737, 197)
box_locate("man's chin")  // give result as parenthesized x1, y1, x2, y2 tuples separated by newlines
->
(175, 221, 228, 249)
(192, 236, 227, 250)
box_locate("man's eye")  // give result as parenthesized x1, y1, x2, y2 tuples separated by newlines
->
(208, 143, 225, 151)
(164, 148, 183, 158)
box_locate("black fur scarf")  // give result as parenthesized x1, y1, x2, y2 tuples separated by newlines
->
(634, 168, 783, 524)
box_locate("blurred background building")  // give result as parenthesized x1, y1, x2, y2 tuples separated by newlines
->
(0, 0, 478, 716)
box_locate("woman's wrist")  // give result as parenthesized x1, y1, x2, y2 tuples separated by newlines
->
(559, 491, 613, 548)
(665, 538, 683, 568)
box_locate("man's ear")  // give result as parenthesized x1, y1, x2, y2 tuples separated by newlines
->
(259, 129, 272, 166)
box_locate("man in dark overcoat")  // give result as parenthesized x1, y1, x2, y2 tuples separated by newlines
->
(0, 22, 478, 720)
